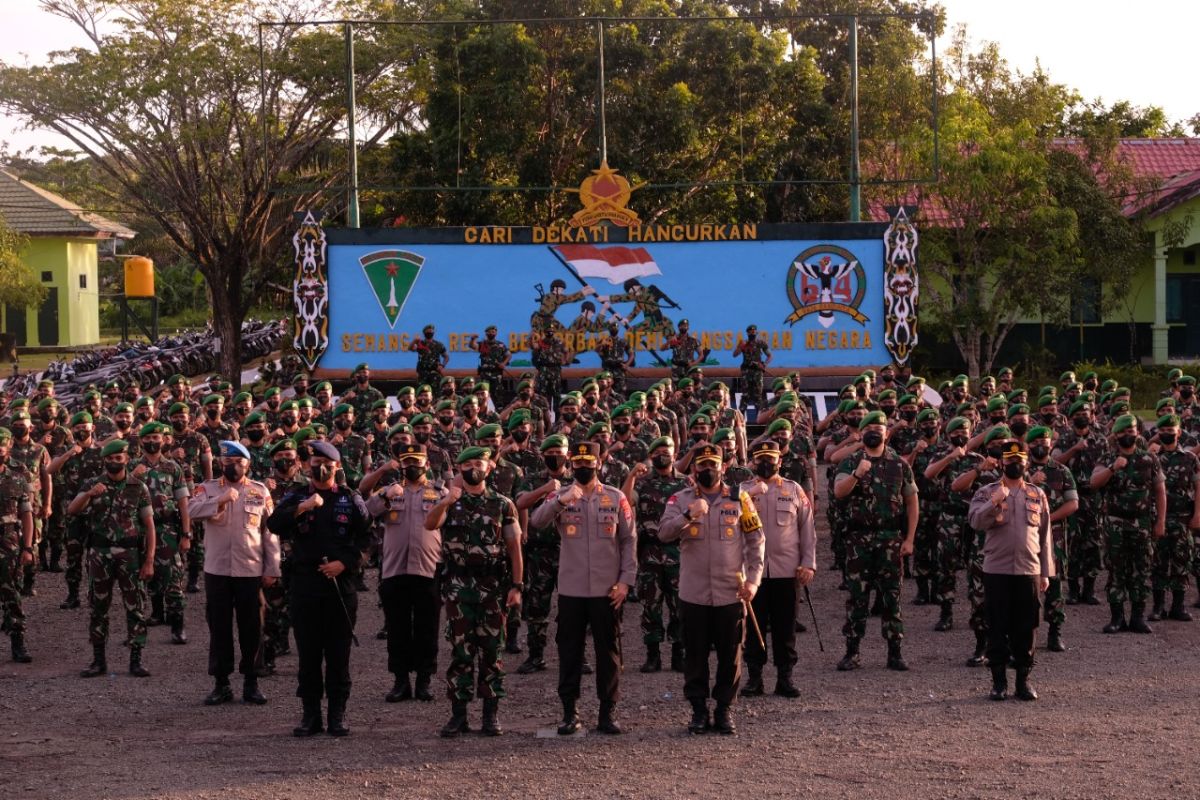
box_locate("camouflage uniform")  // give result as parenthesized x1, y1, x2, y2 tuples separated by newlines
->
(934, 449, 983, 607)
(736, 337, 770, 409)
(1155, 448, 1198, 594)
(174, 428, 214, 588)
(517, 466, 560, 663)
(825, 425, 856, 575)
(633, 469, 688, 647)
(1028, 459, 1078, 628)
(666, 332, 701, 383)
(1098, 449, 1163, 607)
(596, 332, 633, 397)
(533, 335, 568, 406)
(347, 386, 386, 431)
(132, 456, 191, 630)
(263, 474, 307, 663)
(958, 460, 1003, 637)
(33, 425, 69, 576)
(911, 441, 943, 598)
(412, 337, 448, 389)
(57, 444, 105, 597)
(476, 338, 510, 402)
(334, 433, 371, 490)
(0, 465, 32, 636)
(1053, 428, 1110, 587)
(439, 489, 519, 701)
(80, 473, 153, 650)
(246, 442, 273, 482)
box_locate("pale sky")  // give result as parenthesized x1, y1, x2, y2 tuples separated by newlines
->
(1, 0, 1196, 154)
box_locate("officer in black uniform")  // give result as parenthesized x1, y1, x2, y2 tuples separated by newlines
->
(267, 440, 371, 737)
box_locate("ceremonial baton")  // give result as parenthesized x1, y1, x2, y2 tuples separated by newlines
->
(736, 571, 766, 651)
(321, 557, 360, 647)
(803, 585, 824, 652)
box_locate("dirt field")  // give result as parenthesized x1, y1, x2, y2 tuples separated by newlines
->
(4, 484, 1200, 800)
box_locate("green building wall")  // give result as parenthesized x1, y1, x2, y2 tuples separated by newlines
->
(1, 236, 101, 347)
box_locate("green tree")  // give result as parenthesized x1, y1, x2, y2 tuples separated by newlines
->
(0, 216, 48, 309)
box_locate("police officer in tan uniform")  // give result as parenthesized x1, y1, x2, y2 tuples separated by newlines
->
(530, 441, 636, 736)
(738, 440, 816, 700)
(189, 441, 279, 706)
(658, 444, 765, 736)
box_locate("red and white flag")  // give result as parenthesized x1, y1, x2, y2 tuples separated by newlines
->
(551, 244, 662, 285)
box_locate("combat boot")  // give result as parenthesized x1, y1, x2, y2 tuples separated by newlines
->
(60, 585, 80, 609)
(293, 700, 324, 737)
(243, 676, 267, 705)
(1148, 589, 1166, 621)
(1102, 603, 1126, 634)
(326, 698, 349, 736)
(934, 602, 953, 632)
(186, 564, 200, 594)
(966, 631, 988, 667)
(47, 544, 63, 573)
(712, 704, 736, 735)
(385, 673, 412, 703)
(20, 565, 35, 597)
(80, 643, 106, 677)
(10, 633, 31, 663)
(886, 640, 909, 671)
(557, 697, 582, 735)
(170, 620, 188, 645)
(38, 545, 48, 572)
(1014, 669, 1038, 701)
(129, 647, 151, 678)
(989, 666, 1008, 701)
(774, 668, 801, 699)
(596, 700, 622, 735)
(516, 646, 546, 674)
(670, 642, 685, 672)
(1066, 578, 1080, 605)
(1046, 624, 1065, 652)
(504, 618, 522, 654)
(439, 701, 471, 738)
(148, 594, 165, 626)
(869, 591, 884, 617)
(740, 663, 765, 697)
(1081, 577, 1100, 605)
(687, 699, 710, 734)
(1169, 590, 1193, 622)
(836, 639, 861, 671)
(640, 644, 662, 673)
(414, 673, 434, 702)
(1128, 602, 1153, 634)
(913, 578, 930, 606)
(204, 677, 233, 706)
(480, 697, 502, 736)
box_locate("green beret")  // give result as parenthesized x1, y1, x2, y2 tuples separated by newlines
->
(201, 393, 221, 405)
(916, 408, 938, 423)
(946, 416, 970, 433)
(697, 403, 718, 418)
(0, 427, 10, 443)
(688, 413, 712, 428)
(279, 400, 299, 412)
(559, 394, 579, 407)
(1068, 400, 1089, 417)
(371, 399, 389, 410)
(315, 382, 332, 393)
(1100, 379, 1118, 393)
(610, 405, 632, 420)
(1168, 368, 1184, 380)
(456, 446, 491, 464)
(354, 362, 369, 373)
(475, 424, 502, 440)
(36, 397, 57, 410)
(707, 381, 728, 394)
(9, 411, 30, 423)
(952, 377, 968, 388)
(244, 411, 265, 426)
(766, 419, 793, 435)
(1113, 386, 1131, 398)
(1006, 389, 1027, 402)
(439, 376, 455, 387)
(115, 403, 134, 414)
(69, 411, 93, 426)
(774, 401, 797, 415)
(677, 378, 694, 389)
(295, 397, 315, 409)
(852, 374, 870, 386)
(233, 392, 252, 404)
(1037, 394, 1058, 409)
(167, 374, 187, 386)
(397, 386, 415, 396)
(771, 377, 791, 392)
(980, 375, 996, 386)
(100, 440, 129, 457)
(311, 423, 328, 437)
(1157, 414, 1181, 429)
(516, 380, 532, 392)
(83, 390, 101, 401)
(506, 409, 531, 431)
(409, 413, 433, 426)
(983, 425, 1013, 444)
(333, 403, 353, 417)
(475, 381, 490, 393)
(292, 427, 317, 445)
(539, 434, 569, 452)
(1112, 414, 1137, 434)
(956, 402, 974, 415)
(877, 389, 897, 401)
(269, 439, 296, 455)
(1110, 401, 1130, 415)
(1180, 375, 1197, 386)
(135, 396, 154, 408)
(937, 381, 952, 392)
(387, 423, 412, 438)
(1156, 398, 1176, 413)
(907, 376, 926, 388)
(712, 427, 735, 444)
(264, 387, 281, 399)
(1080, 391, 1096, 405)
(139, 421, 168, 437)
(858, 410, 887, 430)
(435, 400, 455, 412)
(586, 421, 611, 437)
(997, 366, 1014, 378)
(1025, 425, 1052, 443)
(580, 379, 597, 391)
(1007, 404, 1029, 418)
(1066, 382, 1082, 393)
(648, 436, 674, 452)
(986, 397, 1007, 413)
(215, 382, 232, 392)
(862, 369, 876, 380)
(628, 391, 647, 405)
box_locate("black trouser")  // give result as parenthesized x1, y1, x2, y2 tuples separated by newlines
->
(379, 573, 439, 677)
(681, 600, 744, 706)
(291, 584, 358, 702)
(982, 573, 1040, 672)
(744, 577, 797, 671)
(204, 573, 264, 679)
(556, 595, 622, 704)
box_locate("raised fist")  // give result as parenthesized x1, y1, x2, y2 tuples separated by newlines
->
(687, 498, 709, 519)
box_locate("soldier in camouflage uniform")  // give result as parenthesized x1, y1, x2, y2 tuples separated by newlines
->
(83, 391, 118, 440)
(241, 412, 273, 481)
(48, 412, 105, 610)
(1051, 400, 1110, 605)
(261, 439, 306, 671)
(665, 320, 701, 383)
(432, 400, 467, 462)
(832, 411, 918, 671)
(29, 397, 69, 593)
(1025, 426, 1079, 651)
(733, 325, 771, 411)
(0, 427, 35, 663)
(596, 322, 634, 398)
(533, 331, 570, 413)
(130, 422, 192, 644)
(69, 439, 156, 679)
(427, 447, 523, 738)
(330, 404, 371, 490)
(475, 423, 525, 654)
(168, 402, 213, 594)
(1147, 415, 1200, 622)
(343, 363, 386, 432)
(9, 410, 51, 599)
(908, 409, 942, 606)
(411, 325, 449, 389)
(1091, 414, 1166, 635)
(821, 401, 866, 581)
(475, 326, 512, 405)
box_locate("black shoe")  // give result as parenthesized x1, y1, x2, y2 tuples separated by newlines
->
(60, 589, 80, 609)
(386, 674, 413, 703)
(375, 628, 387, 640)
(1046, 624, 1065, 652)
(1014, 671, 1038, 701)
(557, 699, 582, 735)
(294, 701, 324, 737)
(327, 699, 349, 736)
(47, 547, 63, 572)
(129, 649, 151, 678)
(243, 678, 267, 705)
(414, 673, 434, 702)
(913, 579, 930, 606)
(581, 660, 593, 675)
(10, 633, 31, 663)
(934, 603, 953, 632)
(170, 623, 188, 645)
(504, 638, 522, 655)
(440, 701, 471, 738)
(352, 574, 368, 593)
(1169, 590, 1194, 621)
(670, 643, 685, 672)
(80, 644, 106, 678)
(516, 654, 546, 674)
(740, 665, 765, 697)
(870, 594, 884, 616)
(148, 596, 165, 627)
(794, 619, 807, 633)
(1103, 604, 1126, 634)
(1081, 578, 1100, 605)
(687, 700, 710, 734)
(836, 640, 861, 671)
(989, 668, 1007, 701)
(480, 698, 502, 736)
(596, 702, 622, 735)
(641, 645, 662, 673)
(1066, 578, 1080, 605)
(966, 633, 988, 667)
(1148, 590, 1166, 622)
(712, 704, 736, 735)
(204, 681, 233, 706)
(774, 671, 801, 698)
(1128, 603, 1152, 634)
(886, 641, 909, 671)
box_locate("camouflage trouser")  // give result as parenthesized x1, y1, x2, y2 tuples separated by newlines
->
(607, 367, 627, 399)
(150, 530, 186, 624)
(65, 516, 88, 590)
(443, 573, 507, 702)
(1070, 498, 1103, 580)
(44, 501, 66, 554)
(1104, 517, 1153, 605)
(417, 369, 442, 392)
(670, 362, 689, 383)
(17, 515, 41, 592)
(912, 514, 938, 584)
(842, 535, 904, 643)
(536, 369, 562, 410)
(1152, 516, 1193, 592)
(521, 544, 558, 655)
(0, 529, 25, 635)
(263, 559, 292, 656)
(740, 368, 764, 409)
(87, 546, 148, 648)
(1043, 524, 1069, 626)
(480, 371, 506, 405)
(637, 544, 681, 645)
(187, 522, 205, 578)
(929, 512, 964, 605)
(829, 505, 847, 574)
(966, 529, 988, 634)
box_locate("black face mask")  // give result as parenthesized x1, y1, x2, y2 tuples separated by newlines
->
(696, 468, 719, 489)
(1010, 421, 1028, 436)
(949, 434, 969, 447)
(1182, 388, 1195, 399)
(403, 464, 424, 482)
(11, 425, 28, 439)
(104, 461, 125, 477)
(438, 416, 454, 426)
(246, 428, 266, 442)
(281, 415, 297, 426)
(1117, 434, 1137, 449)
(116, 419, 131, 431)
(573, 466, 596, 485)
(461, 468, 484, 486)
(980, 386, 993, 397)
(544, 455, 564, 472)
(920, 425, 938, 438)
(561, 411, 578, 422)
(390, 442, 406, 457)
(357, 376, 369, 385)
(862, 431, 884, 448)
(312, 463, 333, 482)
(1072, 417, 1089, 430)
(585, 396, 598, 407)
(846, 417, 864, 429)
(754, 461, 778, 479)
(462, 408, 477, 419)
(1029, 445, 1050, 461)
(137, 411, 153, 422)
(900, 410, 917, 422)
(1041, 412, 1057, 424)
(73, 429, 91, 443)
(414, 431, 430, 444)
(267, 399, 280, 409)
(511, 429, 529, 443)
(274, 458, 294, 473)
(519, 392, 533, 401)
(613, 423, 630, 436)
(880, 405, 897, 417)
(986, 446, 1004, 459)
(1003, 461, 1025, 480)
(400, 397, 413, 408)
(222, 463, 245, 482)
(652, 454, 673, 470)
(171, 419, 187, 433)
(1159, 433, 1178, 446)
(39, 410, 55, 422)
(334, 419, 352, 431)
(205, 408, 220, 420)
(298, 446, 310, 463)
(142, 440, 161, 455)
(1084, 380, 1097, 391)
(989, 415, 1005, 425)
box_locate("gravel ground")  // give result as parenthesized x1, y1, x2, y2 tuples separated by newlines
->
(4, 475, 1200, 800)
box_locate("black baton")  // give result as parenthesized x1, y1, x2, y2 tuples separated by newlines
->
(803, 585, 824, 652)
(321, 557, 360, 647)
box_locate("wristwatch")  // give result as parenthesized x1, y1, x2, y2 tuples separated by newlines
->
(21, 546, 34, 554)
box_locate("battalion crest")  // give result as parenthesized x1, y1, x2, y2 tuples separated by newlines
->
(784, 244, 869, 328)
(359, 250, 425, 329)
(565, 161, 643, 228)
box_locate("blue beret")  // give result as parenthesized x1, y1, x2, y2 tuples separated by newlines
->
(219, 440, 251, 460)
(308, 440, 341, 462)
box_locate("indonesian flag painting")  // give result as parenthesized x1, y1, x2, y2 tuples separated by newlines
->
(552, 244, 662, 284)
